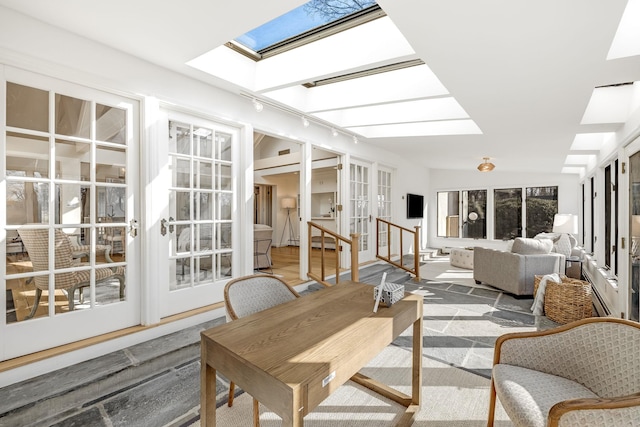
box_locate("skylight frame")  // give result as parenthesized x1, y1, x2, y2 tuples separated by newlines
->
(227, 4, 385, 61)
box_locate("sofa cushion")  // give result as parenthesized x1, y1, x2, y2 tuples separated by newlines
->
(511, 237, 553, 255)
(534, 233, 578, 257)
(552, 233, 573, 257)
(493, 364, 598, 427)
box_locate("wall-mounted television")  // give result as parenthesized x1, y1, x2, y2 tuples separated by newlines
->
(406, 193, 424, 219)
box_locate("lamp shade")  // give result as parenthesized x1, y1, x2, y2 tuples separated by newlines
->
(281, 197, 296, 209)
(552, 214, 578, 234)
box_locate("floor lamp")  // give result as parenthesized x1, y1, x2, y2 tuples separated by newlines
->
(279, 197, 297, 247)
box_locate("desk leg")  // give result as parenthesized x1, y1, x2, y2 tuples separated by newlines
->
(412, 307, 423, 405)
(200, 345, 216, 427)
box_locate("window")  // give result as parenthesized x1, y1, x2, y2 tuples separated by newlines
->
(231, 0, 381, 59)
(437, 190, 486, 238)
(494, 188, 522, 240)
(525, 186, 558, 237)
(437, 191, 459, 237)
(604, 161, 619, 274)
(462, 190, 486, 239)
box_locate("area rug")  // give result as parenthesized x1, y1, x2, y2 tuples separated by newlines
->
(184, 344, 512, 426)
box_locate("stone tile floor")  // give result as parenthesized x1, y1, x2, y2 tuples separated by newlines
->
(0, 261, 558, 426)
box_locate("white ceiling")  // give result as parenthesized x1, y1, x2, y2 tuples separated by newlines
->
(2, 0, 640, 174)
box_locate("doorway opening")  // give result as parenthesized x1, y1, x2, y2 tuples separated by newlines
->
(253, 131, 341, 285)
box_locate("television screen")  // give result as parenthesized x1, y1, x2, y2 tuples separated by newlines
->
(406, 193, 424, 219)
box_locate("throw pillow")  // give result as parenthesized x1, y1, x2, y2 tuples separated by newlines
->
(511, 237, 553, 255)
(553, 233, 572, 257)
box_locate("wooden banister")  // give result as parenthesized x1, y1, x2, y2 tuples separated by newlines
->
(376, 218, 420, 281)
(307, 221, 359, 287)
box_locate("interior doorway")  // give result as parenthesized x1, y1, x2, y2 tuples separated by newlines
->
(253, 131, 341, 285)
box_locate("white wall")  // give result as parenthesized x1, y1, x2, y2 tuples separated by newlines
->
(428, 169, 580, 250)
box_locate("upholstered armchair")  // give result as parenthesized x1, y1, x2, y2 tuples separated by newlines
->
(488, 318, 640, 427)
(18, 228, 125, 319)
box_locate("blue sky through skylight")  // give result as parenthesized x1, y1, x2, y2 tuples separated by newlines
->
(235, 0, 377, 52)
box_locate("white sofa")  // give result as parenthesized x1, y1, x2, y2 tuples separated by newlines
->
(474, 237, 565, 296)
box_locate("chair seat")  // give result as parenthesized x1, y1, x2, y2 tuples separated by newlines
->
(493, 364, 598, 427)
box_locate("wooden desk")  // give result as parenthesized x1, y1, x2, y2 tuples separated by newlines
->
(200, 281, 423, 427)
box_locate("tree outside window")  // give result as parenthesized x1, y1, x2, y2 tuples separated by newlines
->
(494, 188, 522, 240)
(525, 186, 558, 237)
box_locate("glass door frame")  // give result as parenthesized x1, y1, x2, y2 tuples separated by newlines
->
(1, 66, 141, 360)
(154, 108, 240, 319)
(624, 136, 640, 321)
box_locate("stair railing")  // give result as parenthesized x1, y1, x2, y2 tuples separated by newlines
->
(307, 221, 359, 287)
(376, 218, 421, 281)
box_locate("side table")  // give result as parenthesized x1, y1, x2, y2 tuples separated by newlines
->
(565, 256, 583, 279)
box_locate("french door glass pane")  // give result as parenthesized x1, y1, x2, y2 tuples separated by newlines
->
(5, 83, 129, 323)
(168, 120, 232, 290)
(6, 82, 49, 132)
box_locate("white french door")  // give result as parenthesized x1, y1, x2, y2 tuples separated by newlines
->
(349, 159, 374, 262)
(1, 67, 140, 360)
(626, 136, 640, 322)
(377, 167, 393, 256)
(156, 110, 238, 317)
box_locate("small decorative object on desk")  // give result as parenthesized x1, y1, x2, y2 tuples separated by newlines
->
(373, 272, 405, 312)
(374, 282, 405, 307)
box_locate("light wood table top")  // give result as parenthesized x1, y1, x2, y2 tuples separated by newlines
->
(200, 281, 423, 427)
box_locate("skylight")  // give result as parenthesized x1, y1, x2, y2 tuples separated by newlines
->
(233, 0, 379, 55)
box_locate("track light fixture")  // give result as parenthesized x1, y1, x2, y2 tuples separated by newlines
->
(252, 99, 263, 112)
(302, 116, 310, 127)
(331, 128, 338, 137)
(353, 135, 358, 144)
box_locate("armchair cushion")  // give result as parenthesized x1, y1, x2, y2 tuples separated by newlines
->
(493, 364, 598, 427)
(488, 318, 640, 427)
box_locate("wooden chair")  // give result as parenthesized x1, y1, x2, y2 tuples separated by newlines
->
(17, 228, 125, 319)
(488, 317, 640, 427)
(223, 274, 301, 427)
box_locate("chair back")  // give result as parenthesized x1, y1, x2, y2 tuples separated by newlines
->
(224, 275, 300, 320)
(18, 228, 77, 290)
(501, 318, 640, 398)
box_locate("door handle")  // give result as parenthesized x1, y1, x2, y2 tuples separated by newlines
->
(129, 219, 139, 238)
(160, 217, 175, 236)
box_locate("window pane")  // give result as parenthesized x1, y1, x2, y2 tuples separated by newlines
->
(462, 190, 486, 239)
(56, 139, 90, 181)
(6, 82, 49, 132)
(494, 188, 522, 240)
(96, 146, 126, 183)
(96, 104, 126, 144)
(216, 132, 232, 161)
(437, 191, 459, 237)
(525, 186, 557, 238)
(7, 133, 50, 178)
(56, 94, 90, 138)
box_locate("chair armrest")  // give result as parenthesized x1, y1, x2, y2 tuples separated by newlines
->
(549, 392, 640, 427)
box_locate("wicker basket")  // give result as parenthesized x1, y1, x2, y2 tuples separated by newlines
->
(533, 275, 593, 324)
